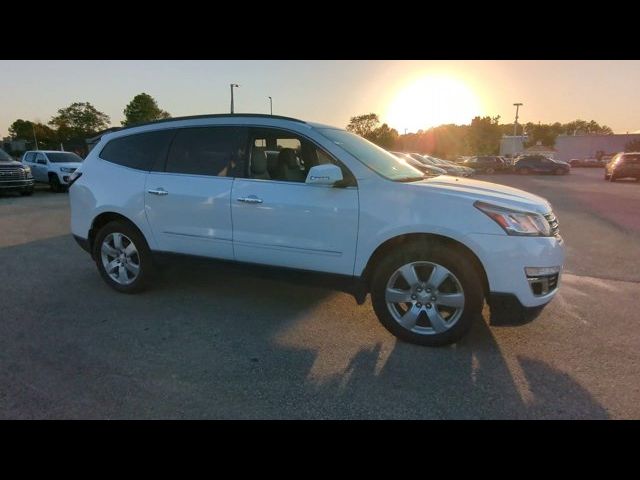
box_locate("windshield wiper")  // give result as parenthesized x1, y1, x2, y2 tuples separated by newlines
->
(395, 176, 426, 182)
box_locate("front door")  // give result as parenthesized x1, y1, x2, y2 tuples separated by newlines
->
(33, 152, 48, 182)
(231, 127, 359, 275)
(144, 126, 247, 260)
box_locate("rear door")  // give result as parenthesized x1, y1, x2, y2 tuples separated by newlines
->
(231, 127, 359, 275)
(144, 126, 247, 259)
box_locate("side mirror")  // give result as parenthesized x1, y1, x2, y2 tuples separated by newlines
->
(305, 164, 343, 186)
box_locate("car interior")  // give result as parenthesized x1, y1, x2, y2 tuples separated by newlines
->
(249, 132, 347, 184)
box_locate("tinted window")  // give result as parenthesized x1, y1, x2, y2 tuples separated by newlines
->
(23, 152, 36, 163)
(166, 127, 247, 177)
(100, 130, 175, 171)
(623, 154, 640, 164)
(46, 152, 83, 163)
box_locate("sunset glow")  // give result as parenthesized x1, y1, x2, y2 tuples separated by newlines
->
(384, 75, 483, 133)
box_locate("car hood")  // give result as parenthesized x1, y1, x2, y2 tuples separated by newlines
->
(415, 175, 552, 214)
(0, 159, 24, 167)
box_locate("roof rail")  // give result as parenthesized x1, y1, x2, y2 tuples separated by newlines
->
(116, 113, 307, 132)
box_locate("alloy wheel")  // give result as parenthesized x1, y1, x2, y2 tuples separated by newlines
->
(100, 232, 140, 285)
(385, 261, 465, 335)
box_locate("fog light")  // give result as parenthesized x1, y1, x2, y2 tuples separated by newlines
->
(525, 266, 561, 277)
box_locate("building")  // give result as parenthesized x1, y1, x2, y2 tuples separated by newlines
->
(554, 133, 640, 162)
(499, 135, 527, 157)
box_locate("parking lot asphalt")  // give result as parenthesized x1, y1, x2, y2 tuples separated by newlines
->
(1, 168, 639, 419)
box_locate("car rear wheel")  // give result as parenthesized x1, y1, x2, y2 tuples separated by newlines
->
(518, 167, 531, 175)
(609, 173, 617, 182)
(485, 167, 495, 174)
(93, 220, 153, 293)
(604, 172, 611, 180)
(370, 241, 483, 346)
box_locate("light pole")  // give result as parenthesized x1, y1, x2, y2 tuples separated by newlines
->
(268, 96, 273, 115)
(513, 103, 523, 136)
(230, 84, 239, 114)
(31, 123, 39, 150)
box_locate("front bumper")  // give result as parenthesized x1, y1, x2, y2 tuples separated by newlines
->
(0, 178, 35, 190)
(468, 233, 565, 307)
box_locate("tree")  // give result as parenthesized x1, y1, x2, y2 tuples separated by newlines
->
(346, 113, 380, 139)
(370, 123, 399, 149)
(345, 113, 399, 148)
(466, 116, 502, 155)
(625, 139, 640, 152)
(49, 102, 111, 141)
(122, 93, 171, 126)
(8, 119, 58, 150)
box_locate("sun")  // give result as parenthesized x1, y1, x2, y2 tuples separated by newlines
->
(385, 75, 482, 133)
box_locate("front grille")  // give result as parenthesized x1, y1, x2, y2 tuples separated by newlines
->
(544, 212, 560, 237)
(0, 165, 25, 181)
(527, 273, 559, 296)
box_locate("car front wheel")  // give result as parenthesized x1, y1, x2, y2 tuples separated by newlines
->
(93, 221, 153, 293)
(370, 241, 484, 346)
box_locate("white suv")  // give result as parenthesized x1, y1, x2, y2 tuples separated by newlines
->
(69, 114, 565, 346)
(22, 150, 83, 192)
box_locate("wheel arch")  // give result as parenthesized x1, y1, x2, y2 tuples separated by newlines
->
(360, 233, 490, 297)
(88, 212, 148, 259)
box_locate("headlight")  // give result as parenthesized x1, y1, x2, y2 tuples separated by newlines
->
(22, 166, 31, 175)
(474, 201, 551, 236)
(60, 167, 75, 173)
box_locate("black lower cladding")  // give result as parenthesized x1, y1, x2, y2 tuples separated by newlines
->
(487, 292, 550, 325)
(73, 235, 91, 254)
(152, 250, 368, 303)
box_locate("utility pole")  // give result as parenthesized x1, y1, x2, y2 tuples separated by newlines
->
(268, 96, 273, 115)
(230, 84, 239, 114)
(513, 103, 523, 136)
(32, 123, 39, 150)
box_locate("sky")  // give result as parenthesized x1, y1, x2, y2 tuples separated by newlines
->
(1, 60, 639, 138)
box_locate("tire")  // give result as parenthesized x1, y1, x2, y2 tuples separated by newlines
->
(49, 174, 62, 193)
(604, 172, 610, 180)
(20, 188, 34, 196)
(93, 220, 153, 294)
(609, 173, 616, 182)
(485, 167, 495, 174)
(554, 168, 564, 175)
(370, 240, 484, 346)
(518, 167, 530, 175)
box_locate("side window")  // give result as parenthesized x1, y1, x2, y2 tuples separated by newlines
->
(35, 153, 47, 164)
(23, 152, 36, 163)
(100, 130, 175, 171)
(166, 126, 247, 177)
(247, 128, 355, 185)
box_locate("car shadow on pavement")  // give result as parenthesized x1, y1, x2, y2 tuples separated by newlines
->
(0, 234, 610, 419)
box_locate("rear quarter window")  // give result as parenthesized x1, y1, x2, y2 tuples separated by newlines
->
(100, 130, 175, 171)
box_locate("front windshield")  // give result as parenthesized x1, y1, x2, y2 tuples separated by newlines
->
(0, 149, 13, 161)
(46, 152, 83, 163)
(318, 128, 424, 181)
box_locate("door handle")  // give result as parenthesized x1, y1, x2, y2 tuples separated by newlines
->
(237, 195, 263, 204)
(148, 188, 168, 196)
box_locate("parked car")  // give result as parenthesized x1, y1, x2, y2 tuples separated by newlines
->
(463, 156, 506, 174)
(390, 152, 447, 176)
(21, 150, 83, 192)
(69, 114, 565, 347)
(513, 155, 571, 175)
(407, 153, 473, 177)
(604, 152, 640, 181)
(0, 148, 34, 195)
